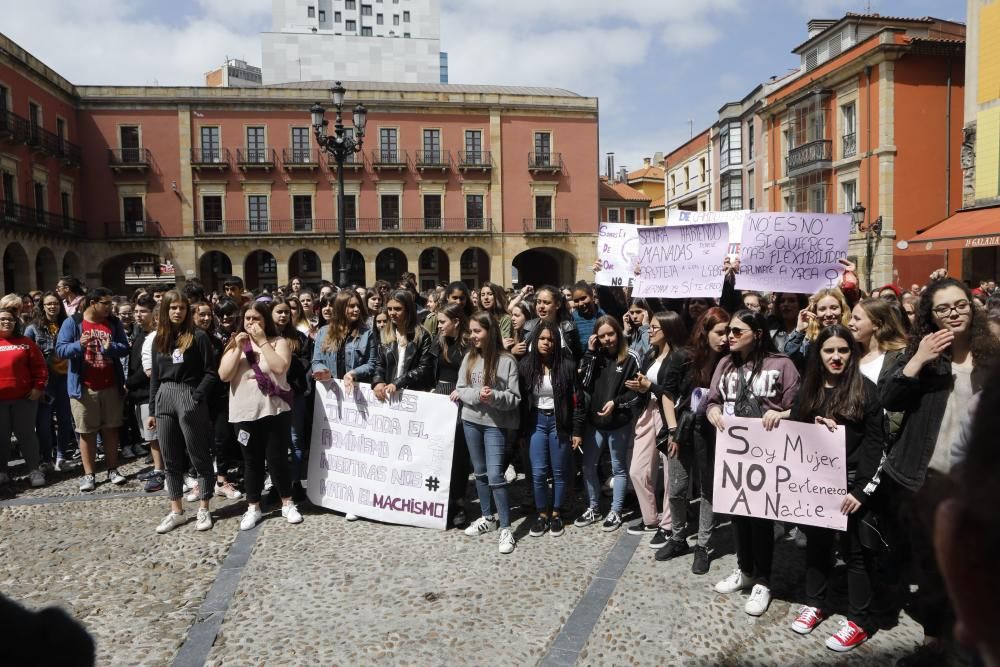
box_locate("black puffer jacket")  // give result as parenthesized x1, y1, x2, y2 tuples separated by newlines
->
(578, 347, 642, 430)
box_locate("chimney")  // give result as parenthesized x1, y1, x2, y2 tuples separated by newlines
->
(653, 151, 664, 165)
(618, 167, 628, 183)
(643, 157, 651, 167)
(807, 19, 837, 37)
(606, 152, 615, 181)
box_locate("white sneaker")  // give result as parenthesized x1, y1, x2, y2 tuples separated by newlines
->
(240, 506, 263, 531)
(184, 482, 201, 503)
(54, 458, 73, 472)
(182, 476, 196, 493)
(345, 513, 359, 521)
(29, 469, 45, 488)
(262, 474, 273, 493)
(195, 508, 213, 531)
(744, 583, 772, 616)
(107, 468, 127, 486)
(714, 568, 751, 594)
(498, 527, 516, 554)
(214, 482, 243, 500)
(464, 515, 498, 537)
(79, 474, 96, 492)
(121, 445, 135, 459)
(282, 502, 303, 524)
(504, 465, 517, 483)
(156, 511, 186, 534)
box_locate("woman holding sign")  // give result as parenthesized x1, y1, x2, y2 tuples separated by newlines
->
(706, 309, 800, 616)
(787, 324, 884, 652)
(372, 290, 434, 398)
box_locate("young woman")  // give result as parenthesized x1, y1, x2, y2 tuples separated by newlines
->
(272, 297, 316, 496)
(0, 307, 48, 496)
(431, 303, 471, 526)
(571, 281, 606, 345)
(298, 290, 317, 328)
(784, 288, 851, 366)
(769, 292, 808, 352)
(519, 320, 581, 538)
(625, 311, 687, 544)
(454, 312, 521, 554)
(849, 298, 908, 386)
(785, 324, 885, 652)
(25, 292, 75, 470)
(444, 282, 474, 319)
(365, 289, 382, 325)
(315, 294, 336, 330)
(623, 298, 652, 358)
(655, 307, 730, 574)
(479, 282, 512, 340)
(684, 298, 714, 332)
(373, 308, 389, 338)
(286, 295, 315, 339)
(422, 288, 445, 335)
(372, 290, 434, 399)
(706, 309, 800, 616)
(505, 301, 535, 355)
(576, 315, 641, 531)
(218, 302, 303, 530)
(521, 285, 582, 360)
(900, 292, 919, 329)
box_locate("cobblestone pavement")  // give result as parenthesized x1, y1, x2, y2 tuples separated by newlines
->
(1, 459, 925, 666)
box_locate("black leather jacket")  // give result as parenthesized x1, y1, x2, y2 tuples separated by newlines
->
(372, 329, 434, 391)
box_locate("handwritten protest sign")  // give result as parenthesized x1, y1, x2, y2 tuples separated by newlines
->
(668, 209, 748, 254)
(596, 222, 640, 288)
(736, 212, 850, 294)
(713, 416, 848, 531)
(307, 380, 457, 530)
(631, 222, 729, 298)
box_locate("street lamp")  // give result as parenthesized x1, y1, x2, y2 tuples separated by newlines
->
(311, 81, 367, 286)
(852, 202, 884, 293)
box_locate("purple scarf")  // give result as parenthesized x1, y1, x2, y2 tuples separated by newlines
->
(242, 340, 295, 407)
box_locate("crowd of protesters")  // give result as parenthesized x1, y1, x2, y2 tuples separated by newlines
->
(1, 261, 998, 665)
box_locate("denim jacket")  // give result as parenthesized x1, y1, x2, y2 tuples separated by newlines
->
(310, 325, 377, 382)
(55, 314, 129, 399)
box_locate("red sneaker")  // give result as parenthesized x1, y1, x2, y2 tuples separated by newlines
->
(790, 605, 826, 634)
(825, 620, 869, 652)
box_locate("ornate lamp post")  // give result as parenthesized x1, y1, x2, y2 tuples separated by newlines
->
(852, 202, 883, 293)
(311, 82, 367, 286)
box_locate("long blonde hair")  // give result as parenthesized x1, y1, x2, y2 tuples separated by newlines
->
(806, 287, 851, 341)
(321, 291, 366, 354)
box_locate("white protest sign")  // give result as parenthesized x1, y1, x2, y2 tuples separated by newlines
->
(631, 222, 729, 298)
(307, 380, 457, 530)
(713, 416, 848, 531)
(668, 209, 748, 253)
(736, 212, 850, 294)
(596, 222, 640, 288)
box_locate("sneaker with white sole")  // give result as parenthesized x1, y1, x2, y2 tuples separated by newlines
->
(239, 506, 263, 531)
(262, 474, 273, 493)
(573, 507, 602, 528)
(282, 502, 303, 524)
(121, 445, 135, 459)
(345, 513, 359, 521)
(214, 482, 243, 500)
(601, 510, 623, 532)
(54, 458, 73, 472)
(504, 464, 517, 483)
(195, 508, 213, 531)
(184, 482, 201, 503)
(29, 469, 45, 488)
(182, 475, 196, 493)
(714, 568, 751, 594)
(79, 474, 96, 492)
(107, 468, 127, 486)
(156, 511, 186, 534)
(744, 583, 772, 616)
(498, 527, 516, 554)
(825, 620, 868, 652)
(464, 515, 498, 537)
(791, 605, 826, 634)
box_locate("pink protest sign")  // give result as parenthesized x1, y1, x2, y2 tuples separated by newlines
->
(713, 416, 848, 531)
(631, 222, 729, 298)
(736, 212, 850, 294)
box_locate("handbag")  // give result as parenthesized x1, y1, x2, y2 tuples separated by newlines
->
(733, 366, 764, 418)
(243, 341, 295, 407)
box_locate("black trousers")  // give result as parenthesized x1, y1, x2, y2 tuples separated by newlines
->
(804, 518, 874, 632)
(236, 411, 293, 504)
(734, 516, 774, 582)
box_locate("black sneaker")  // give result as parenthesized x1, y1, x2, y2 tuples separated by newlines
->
(691, 545, 710, 574)
(601, 510, 623, 532)
(626, 520, 658, 535)
(529, 515, 550, 537)
(549, 515, 565, 537)
(648, 527, 672, 549)
(654, 538, 690, 561)
(573, 507, 602, 528)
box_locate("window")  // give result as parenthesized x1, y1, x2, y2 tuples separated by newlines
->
(319, 10, 326, 21)
(842, 179, 857, 215)
(376, 13, 383, 24)
(60, 191, 71, 220)
(747, 170, 755, 210)
(809, 184, 826, 213)
(342, 194, 357, 230)
(1, 171, 15, 208)
(34, 181, 45, 213)
(466, 194, 484, 230)
(293, 195, 313, 231)
(346, 0, 356, 8)
(746, 120, 755, 160)
(393, 14, 399, 25)
(698, 157, 706, 185)
(379, 128, 398, 161)
(362, 4, 372, 16)
(719, 120, 742, 169)
(403, 10, 410, 21)
(533, 131, 551, 165)
(346, 19, 356, 30)
(607, 209, 619, 223)
(201, 126, 220, 162)
(424, 194, 442, 230)
(246, 126, 266, 162)
(120, 125, 140, 163)
(335, 11, 342, 21)
(248, 195, 268, 232)
(308, 5, 315, 17)
(669, 173, 676, 196)
(684, 166, 690, 189)
(422, 129, 441, 163)
(841, 103, 857, 157)
(720, 173, 743, 211)
(291, 127, 311, 162)
(28, 102, 40, 137)
(464, 130, 483, 163)
(380, 194, 400, 231)
(202, 195, 223, 232)
(534, 195, 553, 229)
(625, 209, 636, 224)
(56, 117, 66, 141)
(361, 26, 372, 36)
(0, 84, 8, 112)
(403, 32, 410, 38)
(259, 254, 277, 275)
(123, 196, 144, 233)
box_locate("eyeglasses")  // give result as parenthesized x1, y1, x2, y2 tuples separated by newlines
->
(932, 301, 971, 316)
(726, 327, 751, 337)
(647, 325, 661, 332)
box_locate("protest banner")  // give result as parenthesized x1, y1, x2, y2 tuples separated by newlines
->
(668, 209, 747, 253)
(736, 212, 850, 294)
(713, 416, 848, 531)
(306, 380, 457, 530)
(596, 222, 640, 288)
(631, 222, 729, 298)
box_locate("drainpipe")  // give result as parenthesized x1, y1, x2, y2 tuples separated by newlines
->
(945, 57, 953, 218)
(865, 64, 874, 292)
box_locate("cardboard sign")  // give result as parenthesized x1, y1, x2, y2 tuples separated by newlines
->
(596, 222, 640, 288)
(668, 209, 747, 253)
(631, 222, 729, 298)
(713, 416, 848, 531)
(736, 212, 850, 294)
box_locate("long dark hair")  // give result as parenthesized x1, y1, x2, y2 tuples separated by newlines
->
(907, 278, 1000, 368)
(32, 291, 67, 330)
(224, 301, 278, 353)
(385, 289, 424, 345)
(690, 307, 730, 387)
(270, 297, 302, 354)
(519, 319, 575, 399)
(154, 290, 195, 355)
(535, 284, 572, 323)
(446, 281, 474, 318)
(727, 309, 778, 389)
(465, 310, 509, 387)
(593, 314, 628, 364)
(796, 324, 866, 423)
(437, 302, 469, 363)
(650, 310, 687, 354)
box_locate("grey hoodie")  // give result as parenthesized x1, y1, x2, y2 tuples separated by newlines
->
(456, 353, 521, 430)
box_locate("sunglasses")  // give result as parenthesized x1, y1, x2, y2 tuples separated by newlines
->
(726, 327, 752, 337)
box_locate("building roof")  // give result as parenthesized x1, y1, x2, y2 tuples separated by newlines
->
(791, 13, 963, 53)
(627, 164, 664, 181)
(267, 79, 583, 97)
(600, 180, 652, 203)
(649, 196, 665, 209)
(906, 204, 1000, 250)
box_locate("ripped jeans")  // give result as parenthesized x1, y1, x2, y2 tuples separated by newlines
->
(463, 421, 511, 528)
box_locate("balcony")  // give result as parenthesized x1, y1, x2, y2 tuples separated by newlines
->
(523, 217, 569, 233)
(105, 220, 162, 238)
(458, 150, 492, 171)
(371, 149, 408, 170)
(237, 147, 276, 170)
(191, 147, 231, 170)
(528, 152, 563, 173)
(842, 132, 857, 159)
(0, 109, 30, 143)
(786, 139, 832, 177)
(193, 217, 493, 236)
(1, 200, 86, 237)
(24, 123, 81, 165)
(282, 148, 319, 169)
(108, 148, 152, 172)
(415, 150, 451, 172)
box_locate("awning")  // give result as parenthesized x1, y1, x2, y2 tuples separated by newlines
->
(902, 205, 1000, 251)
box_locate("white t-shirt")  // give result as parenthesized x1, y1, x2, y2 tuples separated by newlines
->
(395, 335, 408, 380)
(646, 358, 664, 385)
(536, 371, 555, 410)
(859, 352, 886, 384)
(929, 361, 974, 474)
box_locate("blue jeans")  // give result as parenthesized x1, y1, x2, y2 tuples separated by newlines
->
(583, 423, 630, 513)
(290, 393, 308, 484)
(38, 373, 75, 462)
(528, 411, 570, 512)
(463, 421, 511, 528)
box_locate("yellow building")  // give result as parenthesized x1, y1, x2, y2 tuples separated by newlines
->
(627, 156, 665, 224)
(967, 0, 1000, 206)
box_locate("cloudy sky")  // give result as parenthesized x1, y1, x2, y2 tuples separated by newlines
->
(2, 0, 963, 175)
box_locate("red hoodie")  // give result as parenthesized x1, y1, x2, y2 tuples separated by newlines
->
(0, 335, 48, 401)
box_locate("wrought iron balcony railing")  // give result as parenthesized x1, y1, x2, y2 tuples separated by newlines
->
(786, 139, 832, 176)
(0, 200, 86, 236)
(191, 147, 232, 167)
(842, 132, 857, 158)
(522, 217, 570, 232)
(108, 148, 152, 168)
(193, 217, 494, 235)
(458, 150, 492, 169)
(105, 220, 162, 238)
(528, 152, 563, 172)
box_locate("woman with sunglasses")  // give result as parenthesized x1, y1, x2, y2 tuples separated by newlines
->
(786, 324, 884, 652)
(706, 309, 800, 617)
